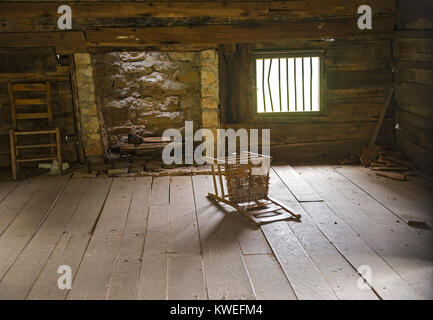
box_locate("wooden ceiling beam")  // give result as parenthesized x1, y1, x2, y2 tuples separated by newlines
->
(0, 1, 396, 32)
(0, 16, 394, 53)
(0, 1, 269, 32)
(270, 0, 395, 17)
(0, 31, 87, 54)
(0, 1, 269, 19)
(85, 17, 395, 47)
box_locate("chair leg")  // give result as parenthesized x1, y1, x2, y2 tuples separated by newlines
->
(9, 130, 17, 180)
(56, 128, 62, 175)
(49, 133, 55, 157)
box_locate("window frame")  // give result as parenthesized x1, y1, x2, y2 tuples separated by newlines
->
(251, 49, 325, 122)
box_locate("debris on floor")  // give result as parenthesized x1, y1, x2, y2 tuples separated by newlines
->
(70, 159, 214, 178)
(38, 160, 70, 175)
(339, 148, 416, 181)
(407, 220, 431, 230)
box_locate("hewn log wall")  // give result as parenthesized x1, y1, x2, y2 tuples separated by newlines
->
(219, 38, 396, 162)
(394, 0, 433, 176)
(0, 0, 400, 164)
(0, 1, 395, 52)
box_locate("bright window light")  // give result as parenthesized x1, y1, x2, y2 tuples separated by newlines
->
(256, 56, 321, 113)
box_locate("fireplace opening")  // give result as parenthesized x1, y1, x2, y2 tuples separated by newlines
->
(93, 51, 203, 161)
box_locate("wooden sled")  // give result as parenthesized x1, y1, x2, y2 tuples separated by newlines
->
(205, 151, 301, 226)
(207, 193, 301, 225)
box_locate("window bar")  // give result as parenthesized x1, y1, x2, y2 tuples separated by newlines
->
(310, 57, 313, 111)
(286, 58, 289, 111)
(294, 58, 297, 111)
(302, 57, 305, 111)
(262, 59, 266, 112)
(278, 59, 282, 112)
(267, 59, 274, 112)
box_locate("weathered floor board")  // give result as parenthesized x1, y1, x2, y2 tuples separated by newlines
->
(268, 169, 377, 300)
(244, 254, 297, 300)
(0, 175, 69, 282)
(336, 166, 433, 230)
(201, 239, 256, 300)
(0, 163, 430, 300)
(319, 166, 433, 249)
(273, 165, 322, 202)
(136, 205, 169, 300)
(0, 179, 19, 204)
(26, 178, 112, 300)
(67, 178, 135, 300)
(0, 178, 89, 299)
(151, 176, 170, 206)
(137, 176, 171, 300)
(302, 201, 424, 300)
(167, 176, 207, 300)
(193, 175, 255, 300)
(295, 165, 432, 299)
(108, 177, 152, 300)
(167, 254, 207, 300)
(261, 220, 337, 300)
(0, 177, 44, 236)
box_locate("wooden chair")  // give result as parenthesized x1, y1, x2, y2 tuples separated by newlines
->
(8, 81, 62, 180)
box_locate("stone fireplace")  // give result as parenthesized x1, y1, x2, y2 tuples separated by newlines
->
(73, 49, 220, 163)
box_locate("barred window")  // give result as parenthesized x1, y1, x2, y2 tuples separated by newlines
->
(255, 52, 322, 114)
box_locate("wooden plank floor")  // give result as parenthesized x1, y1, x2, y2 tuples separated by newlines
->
(0, 164, 431, 300)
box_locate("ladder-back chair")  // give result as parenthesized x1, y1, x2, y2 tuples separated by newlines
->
(8, 81, 62, 180)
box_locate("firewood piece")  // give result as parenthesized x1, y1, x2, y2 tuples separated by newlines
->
(119, 142, 175, 153)
(375, 171, 407, 181)
(376, 159, 388, 164)
(371, 166, 408, 171)
(383, 156, 413, 168)
(142, 136, 172, 143)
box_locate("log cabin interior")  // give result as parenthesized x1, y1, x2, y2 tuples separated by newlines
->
(0, 0, 432, 301)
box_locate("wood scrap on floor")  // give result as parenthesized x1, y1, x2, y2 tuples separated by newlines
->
(375, 171, 407, 181)
(407, 220, 432, 230)
(339, 150, 362, 165)
(340, 148, 416, 181)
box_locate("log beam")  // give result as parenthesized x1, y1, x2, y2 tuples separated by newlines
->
(85, 17, 395, 47)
